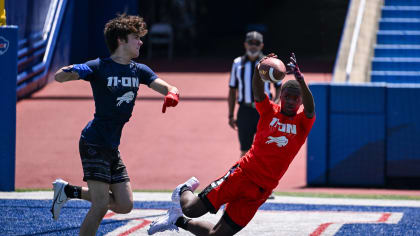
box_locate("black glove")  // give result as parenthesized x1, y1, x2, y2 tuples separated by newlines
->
(286, 53, 304, 82)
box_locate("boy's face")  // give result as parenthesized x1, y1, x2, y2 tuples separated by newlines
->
(119, 33, 143, 59)
(280, 87, 302, 116)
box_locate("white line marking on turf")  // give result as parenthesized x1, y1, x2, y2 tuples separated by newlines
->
(1, 191, 420, 208)
(100, 209, 403, 236)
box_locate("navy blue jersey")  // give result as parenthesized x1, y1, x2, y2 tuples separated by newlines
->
(81, 57, 157, 149)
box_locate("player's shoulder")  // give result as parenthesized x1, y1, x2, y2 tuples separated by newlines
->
(131, 61, 155, 72)
(85, 57, 101, 66)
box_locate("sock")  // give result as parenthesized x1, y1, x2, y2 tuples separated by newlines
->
(179, 185, 192, 197)
(64, 184, 82, 199)
(175, 216, 191, 230)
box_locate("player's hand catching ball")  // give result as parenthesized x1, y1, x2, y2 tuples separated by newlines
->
(257, 53, 278, 71)
(162, 89, 179, 113)
(257, 53, 286, 83)
(286, 53, 304, 82)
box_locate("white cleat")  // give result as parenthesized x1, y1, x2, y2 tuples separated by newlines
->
(51, 178, 69, 221)
(171, 176, 200, 203)
(147, 207, 183, 235)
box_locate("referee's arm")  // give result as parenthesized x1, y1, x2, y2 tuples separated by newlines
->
(228, 88, 237, 120)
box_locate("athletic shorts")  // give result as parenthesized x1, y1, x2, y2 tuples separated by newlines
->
(79, 138, 130, 184)
(236, 105, 260, 151)
(198, 164, 271, 232)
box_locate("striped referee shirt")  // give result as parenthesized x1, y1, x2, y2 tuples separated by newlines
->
(229, 55, 281, 104)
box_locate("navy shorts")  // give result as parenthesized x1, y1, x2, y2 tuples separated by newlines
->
(79, 138, 130, 184)
(236, 105, 260, 151)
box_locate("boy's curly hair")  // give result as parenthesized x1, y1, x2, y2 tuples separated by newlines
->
(104, 14, 147, 54)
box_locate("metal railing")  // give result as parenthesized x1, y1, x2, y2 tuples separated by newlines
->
(345, 0, 366, 82)
(16, 0, 67, 99)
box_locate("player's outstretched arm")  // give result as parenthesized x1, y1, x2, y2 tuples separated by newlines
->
(287, 53, 315, 118)
(55, 66, 79, 82)
(253, 53, 277, 102)
(150, 78, 180, 113)
(55, 64, 93, 83)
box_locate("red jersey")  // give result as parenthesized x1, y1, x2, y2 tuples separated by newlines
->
(238, 95, 315, 190)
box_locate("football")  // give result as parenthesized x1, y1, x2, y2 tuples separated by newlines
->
(258, 57, 286, 83)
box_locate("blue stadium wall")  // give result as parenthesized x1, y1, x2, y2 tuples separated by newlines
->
(307, 83, 420, 188)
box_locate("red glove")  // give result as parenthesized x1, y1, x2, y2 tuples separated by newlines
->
(162, 91, 179, 113)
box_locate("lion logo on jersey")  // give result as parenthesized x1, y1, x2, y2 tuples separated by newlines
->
(266, 136, 288, 147)
(116, 91, 135, 106)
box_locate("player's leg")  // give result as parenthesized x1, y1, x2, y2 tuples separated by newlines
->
(148, 165, 240, 235)
(180, 168, 271, 236)
(175, 213, 238, 236)
(78, 150, 133, 213)
(108, 181, 133, 214)
(107, 150, 133, 213)
(79, 180, 110, 236)
(179, 189, 208, 218)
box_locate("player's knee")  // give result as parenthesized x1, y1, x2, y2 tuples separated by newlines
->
(91, 197, 109, 211)
(182, 203, 199, 218)
(116, 201, 133, 214)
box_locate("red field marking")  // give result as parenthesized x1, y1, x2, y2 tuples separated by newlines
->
(377, 213, 391, 223)
(310, 222, 333, 236)
(118, 219, 151, 236)
(104, 212, 116, 219)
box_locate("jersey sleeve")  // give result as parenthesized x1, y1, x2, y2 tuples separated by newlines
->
(229, 58, 240, 88)
(82, 58, 100, 81)
(137, 64, 158, 87)
(297, 111, 316, 134)
(274, 81, 282, 88)
(255, 94, 275, 116)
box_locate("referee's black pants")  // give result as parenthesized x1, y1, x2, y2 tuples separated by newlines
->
(236, 104, 260, 152)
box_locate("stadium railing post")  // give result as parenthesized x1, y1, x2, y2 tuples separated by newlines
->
(0, 26, 18, 191)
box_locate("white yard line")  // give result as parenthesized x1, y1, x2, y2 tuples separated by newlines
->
(1, 191, 420, 208)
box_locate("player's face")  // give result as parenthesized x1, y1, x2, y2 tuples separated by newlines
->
(121, 33, 143, 59)
(280, 88, 302, 116)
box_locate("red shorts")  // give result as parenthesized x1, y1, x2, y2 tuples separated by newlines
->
(198, 164, 272, 231)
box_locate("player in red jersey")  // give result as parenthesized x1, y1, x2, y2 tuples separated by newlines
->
(148, 53, 315, 235)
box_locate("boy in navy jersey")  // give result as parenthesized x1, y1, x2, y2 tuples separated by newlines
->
(51, 15, 179, 235)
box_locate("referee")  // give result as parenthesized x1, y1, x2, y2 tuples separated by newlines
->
(228, 31, 281, 157)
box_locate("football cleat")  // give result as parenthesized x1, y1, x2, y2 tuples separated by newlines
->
(51, 178, 69, 221)
(171, 176, 200, 203)
(147, 207, 183, 235)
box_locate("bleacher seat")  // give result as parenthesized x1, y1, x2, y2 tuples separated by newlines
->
(371, 1, 420, 83)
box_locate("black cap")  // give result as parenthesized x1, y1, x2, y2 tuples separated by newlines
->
(245, 31, 263, 43)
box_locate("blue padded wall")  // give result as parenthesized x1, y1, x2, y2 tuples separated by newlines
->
(307, 83, 329, 185)
(329, 84, 386, 113)
(0, 26, 18, 191)
(387, 84, 420, 177)
(328, 84, 386, 186)
(328, 114, 386, 186)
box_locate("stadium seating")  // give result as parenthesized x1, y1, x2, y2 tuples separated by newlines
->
(372, 0, 420, 82)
